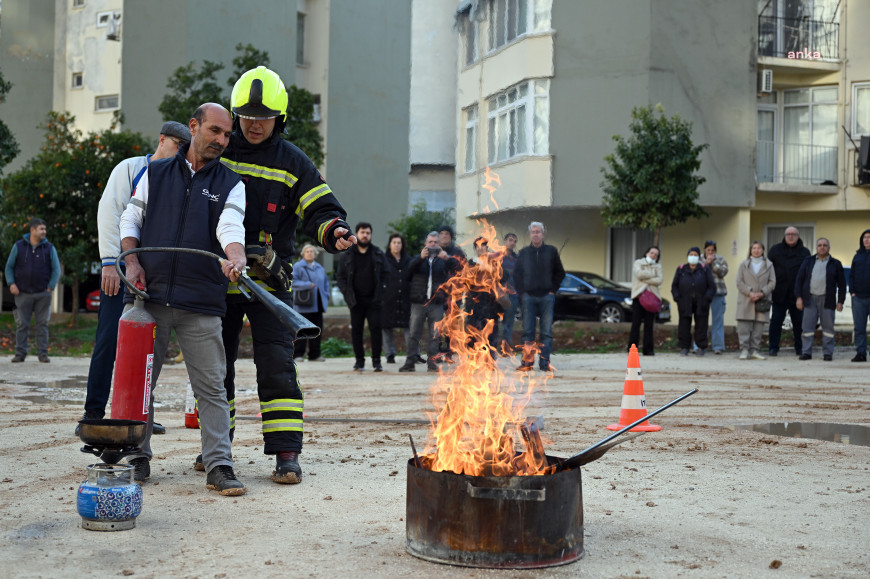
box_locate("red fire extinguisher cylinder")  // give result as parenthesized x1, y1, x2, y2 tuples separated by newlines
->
(110, 297, 156, 423)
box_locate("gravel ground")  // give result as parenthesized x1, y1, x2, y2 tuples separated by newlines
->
(0, 349, 868, 578)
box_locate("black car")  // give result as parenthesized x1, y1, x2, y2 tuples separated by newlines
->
(554, 271, 671, 324)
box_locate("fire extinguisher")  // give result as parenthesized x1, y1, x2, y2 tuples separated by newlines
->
(110, 295, 156, 423)
(184, 380, 200, 429)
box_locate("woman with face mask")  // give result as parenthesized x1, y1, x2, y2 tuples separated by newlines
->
(735, 241, 776, 360)
(671, 246, 716, 356)
(628, 246, 663, 355)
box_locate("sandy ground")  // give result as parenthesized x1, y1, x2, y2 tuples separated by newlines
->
(1, 349, 868, 578)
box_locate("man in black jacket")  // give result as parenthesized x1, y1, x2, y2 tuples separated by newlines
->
(768, 226, 811, 356)
(337, 222, 386, 371)
(849, 229, 870, 362)
(513, 221, 565, 372)
(794, 238, 846, 361)
(399, 232, 460, 372)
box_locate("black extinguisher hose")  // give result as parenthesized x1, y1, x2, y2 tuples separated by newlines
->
(115, 247, 320, 340)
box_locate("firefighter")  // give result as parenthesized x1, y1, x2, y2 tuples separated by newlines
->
(202, 66, 354, 484)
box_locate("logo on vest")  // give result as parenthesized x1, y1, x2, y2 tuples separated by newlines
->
(201, 188, 219, 202)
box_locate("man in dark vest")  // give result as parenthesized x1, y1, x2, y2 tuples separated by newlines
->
(119, 103, 248, 496)
(768, 226, 811, 356)
(5, 217, 61, 363)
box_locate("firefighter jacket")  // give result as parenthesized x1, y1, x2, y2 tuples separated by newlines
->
(221, 129, 349, 291)
(124, 150, 244, 317)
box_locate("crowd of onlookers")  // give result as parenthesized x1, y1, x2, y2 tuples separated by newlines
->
(294, 220, 565, 373)
(290, 222, 870, 370)
(627, 225, 868, 362)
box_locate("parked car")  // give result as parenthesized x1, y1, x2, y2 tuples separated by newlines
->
(554, 271, 671, 324)
(85, 289, 101, 312)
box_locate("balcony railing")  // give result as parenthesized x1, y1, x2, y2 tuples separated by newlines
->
(757, 140, 837, 185)
(758, 16, 839, 62)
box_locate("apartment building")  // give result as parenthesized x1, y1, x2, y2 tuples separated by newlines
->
(454, 0, 870, 325)
(1, 0, 414, 310)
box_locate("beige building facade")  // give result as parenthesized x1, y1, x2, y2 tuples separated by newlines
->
(454, 0, 870, 326)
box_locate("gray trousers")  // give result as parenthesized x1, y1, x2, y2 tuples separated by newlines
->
(382, 328, 406, 357)
(801, 295, 836, 357)
(405, 302, 444, 361)
(13, 292, 52, 357)
(737, 320, 765, 354)
(130, 303, 233, 473)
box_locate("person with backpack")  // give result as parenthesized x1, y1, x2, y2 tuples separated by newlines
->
(76, 121, 190, 434)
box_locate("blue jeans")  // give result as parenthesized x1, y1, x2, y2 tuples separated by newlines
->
(852, 295, 870, 355)
(501, 293, 519, 346)
(521, 293, 555, 362)
(709, 294, 726, 352)
(84, 279, 126, 417)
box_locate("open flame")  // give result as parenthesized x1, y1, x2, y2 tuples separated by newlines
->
(423, 170, 551, 477)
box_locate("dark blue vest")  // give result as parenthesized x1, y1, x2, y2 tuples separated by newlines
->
(13, 238, 54, 293)
(136, 151, 241, 316)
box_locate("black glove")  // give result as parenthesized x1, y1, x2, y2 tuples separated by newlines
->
(246, 245, 292, 292)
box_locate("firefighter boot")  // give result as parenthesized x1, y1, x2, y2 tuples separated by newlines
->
(272, 451, 302, 484)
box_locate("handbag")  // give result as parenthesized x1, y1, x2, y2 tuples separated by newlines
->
(754, 296, 772, 313)
(638, 288, 662, 313)
(292, 266, 315, 307)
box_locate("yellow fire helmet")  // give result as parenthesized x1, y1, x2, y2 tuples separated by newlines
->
(230, 66, 288, 123)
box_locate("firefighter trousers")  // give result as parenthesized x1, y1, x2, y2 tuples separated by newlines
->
(223, 291, 304, 454)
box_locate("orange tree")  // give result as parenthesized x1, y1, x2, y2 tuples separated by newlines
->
(0, 112, 150, 323)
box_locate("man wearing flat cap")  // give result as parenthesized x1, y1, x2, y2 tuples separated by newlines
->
(76, 120, 191, 433)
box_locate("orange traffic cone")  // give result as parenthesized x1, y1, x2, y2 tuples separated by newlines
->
(606, 344, 661, 432)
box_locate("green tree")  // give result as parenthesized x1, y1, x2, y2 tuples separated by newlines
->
(229, 43, 270, 87)
(387, 201, 456, 253)
(0, 112, 150, 323)
(158, 60, 225, 123)
(0, 68, 21, 176)
(284, 85, 324, 167)
(600, 104, 709, 246)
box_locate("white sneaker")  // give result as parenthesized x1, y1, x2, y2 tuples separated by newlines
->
(739, 350, 749, 360)
(750, 351, 766, 360)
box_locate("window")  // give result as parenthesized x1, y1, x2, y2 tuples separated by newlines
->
(95, 95, 119, 112)
(71, 72, 83, 89)
(487, 0, 551, 52)
(486, 79, 549, 164)
(296, 13, 306, 65)
(97, 11, 112, 27)
(854, 82, 870, 138)
(463, 12, 478, 66)
(73, 0, 85, 7)
(609, 228, 654, 284)
(756, 92, 777, 182)
(782, 86, 838, 184)
(464, 105, 478, 173)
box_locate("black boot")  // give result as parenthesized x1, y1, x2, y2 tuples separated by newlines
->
(272, 451, 302, 484)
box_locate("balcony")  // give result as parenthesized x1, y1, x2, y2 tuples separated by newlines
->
(756, 140, 837, 187)
(758, 16, 839, 67)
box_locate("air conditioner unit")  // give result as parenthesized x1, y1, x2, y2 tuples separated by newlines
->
(858, 136, 870, 187)
(757, 70, 773, 94)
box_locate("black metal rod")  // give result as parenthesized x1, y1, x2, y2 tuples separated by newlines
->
(115, 247, 320, 340)
(556, 388, 699, 472)
(408, 434, 421, 468)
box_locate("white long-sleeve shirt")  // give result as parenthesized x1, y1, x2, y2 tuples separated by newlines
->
(119, 159, 245, 250)
(98, 155, 150, 265)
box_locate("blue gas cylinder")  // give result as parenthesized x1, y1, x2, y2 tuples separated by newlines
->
(77, 463, 142, 531)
